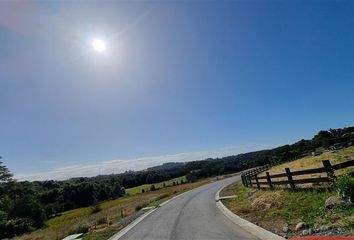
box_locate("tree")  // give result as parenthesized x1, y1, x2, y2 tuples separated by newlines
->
(9, 197, 46, 228)
(0, 158, 13, 183)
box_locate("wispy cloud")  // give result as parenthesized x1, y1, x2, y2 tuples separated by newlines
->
(15, 143, 276, 181)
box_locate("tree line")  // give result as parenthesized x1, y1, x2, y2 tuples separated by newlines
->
(0, 126, 353, 238)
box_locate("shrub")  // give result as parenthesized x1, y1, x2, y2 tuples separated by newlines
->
(334, 175, 354, 202)
(91, 203, 102, 214)
(135, 205, 143, 211)
(150, 185, 156, 191)
(9, 197, 46, 228)
(135, 202, 148, 211)
(3, 218, 35, 238)
(120, 187, 126, 195)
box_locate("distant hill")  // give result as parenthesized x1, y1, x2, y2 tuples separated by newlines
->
(147, 162, 185, 171)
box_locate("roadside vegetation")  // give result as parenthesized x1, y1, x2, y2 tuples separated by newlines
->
(0, 125, 353, 238)
(14, 177, 212, 240)
(221, 147, 354, 238)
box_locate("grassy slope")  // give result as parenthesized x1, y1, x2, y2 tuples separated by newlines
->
(258, 146, 354, 182)
(14, 176, 209, 240)
(125, 176, 186, 195)
(222, 147, 354, 237)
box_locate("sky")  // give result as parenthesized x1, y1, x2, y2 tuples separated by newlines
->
(1, 0, 354, 181)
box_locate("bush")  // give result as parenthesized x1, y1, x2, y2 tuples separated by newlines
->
(91, 203, 102, 214)
(9, 197, 46, 228)
(120, 187, 126, 195)
(135, 202, 148, 211)
(334, 175, 354, 202)
(3, 218, 35, 238)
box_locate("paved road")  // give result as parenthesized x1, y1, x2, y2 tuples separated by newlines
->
(119, 175, 259, 240)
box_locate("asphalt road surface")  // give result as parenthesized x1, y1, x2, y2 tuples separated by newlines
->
(118, 175, 259, 240)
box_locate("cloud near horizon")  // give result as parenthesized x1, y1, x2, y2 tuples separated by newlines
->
(15, 144, 276, 181)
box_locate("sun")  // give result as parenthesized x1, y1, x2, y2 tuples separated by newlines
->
(91, 38, 106, 52)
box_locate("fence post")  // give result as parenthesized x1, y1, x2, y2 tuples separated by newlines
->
(255, 174, 261, 190)
(249, 175, 253, 187)
(285, 168, 295, 189)
(245, 175, 249, 187)
(266, 172, 273, 189)
(244, 174, 248, 187)
(322, 160, 335, 179)
(242, 175, 246, 187)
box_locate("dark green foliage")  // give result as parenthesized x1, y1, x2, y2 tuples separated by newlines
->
(0, 166, 125, 238)
(334, 175, 354, 202)
(150, 184, 156, 191)
(9, 197, 46, 228)
(2, 218, 35, 238)
(135, 205, 143, 211)
(0, 160, 13, 183)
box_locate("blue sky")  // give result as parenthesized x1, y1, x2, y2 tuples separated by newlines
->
(1, 1, 353, 180)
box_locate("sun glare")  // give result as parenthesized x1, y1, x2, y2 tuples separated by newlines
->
(92, 38, 106, 52)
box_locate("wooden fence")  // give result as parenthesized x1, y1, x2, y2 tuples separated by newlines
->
(241, 164, 271, 187)
(241, 159, 354, 189)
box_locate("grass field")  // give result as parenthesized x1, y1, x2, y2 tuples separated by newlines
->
(14, 176, 211, 240)
(222, 147, 354, 237)
(125, 176, 186, 195)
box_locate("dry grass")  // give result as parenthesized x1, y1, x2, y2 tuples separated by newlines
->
(14, 177, 212, 240)
(258, 146, 354, 187)
(223, 148, 354, 237)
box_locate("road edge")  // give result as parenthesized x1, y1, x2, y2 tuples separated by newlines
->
(108, 188, 190, 240)
(215, 186, 286, 240)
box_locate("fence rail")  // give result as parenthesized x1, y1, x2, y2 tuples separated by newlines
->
(241, 159, 354, 189)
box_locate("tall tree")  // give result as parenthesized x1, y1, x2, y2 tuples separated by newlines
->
(0, 158, 13, 183)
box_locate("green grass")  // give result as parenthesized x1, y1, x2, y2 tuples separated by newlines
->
(125, 176, 186, 195)
(223, 182, 354, 236)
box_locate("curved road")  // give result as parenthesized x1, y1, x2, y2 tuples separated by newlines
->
(118, 175, 259, 240)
